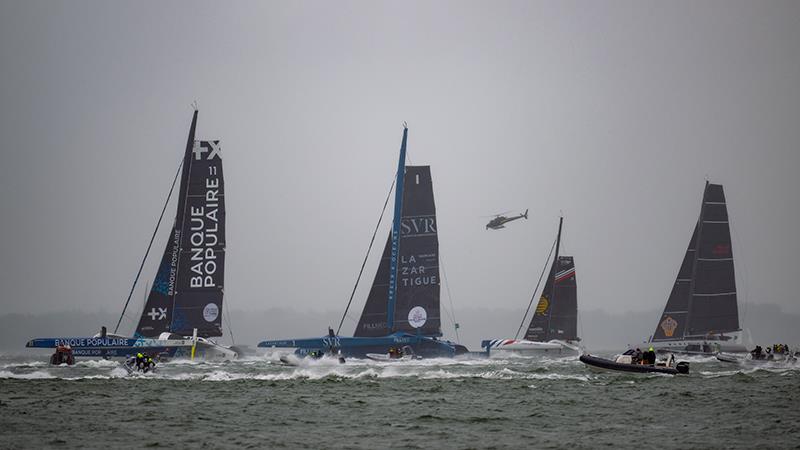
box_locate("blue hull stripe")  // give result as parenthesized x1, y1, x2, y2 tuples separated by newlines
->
(258, 331, 455, 358)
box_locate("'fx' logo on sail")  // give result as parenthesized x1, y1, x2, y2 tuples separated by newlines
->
(148, 307, 167, 321)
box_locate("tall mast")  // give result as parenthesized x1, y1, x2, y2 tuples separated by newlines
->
(174, 109, 199, 234)
(545, 216, 563, 339)
(167, 109, 199, 332)
(386, 125, 408, 330)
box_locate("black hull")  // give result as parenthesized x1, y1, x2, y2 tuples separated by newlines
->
(580, 354, 688, 375)
(717, 353, 797, 365)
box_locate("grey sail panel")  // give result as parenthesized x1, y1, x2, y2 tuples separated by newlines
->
(354, 235, 392, 337)
(524, 258, 556, 341)
(391, 166, 441, 336)
(687, 183, 738, 336)
(136, 111, 198, 337)
(354, 166, 441, 337)
(652, 224, 698, 342)
(136, 226, 182, 337)
(171, 140, 226, 337)
(524, 256, 576, 341)
(547, 256, 578, 340)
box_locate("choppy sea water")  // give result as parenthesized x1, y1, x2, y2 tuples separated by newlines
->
(1, 352, 798, 449)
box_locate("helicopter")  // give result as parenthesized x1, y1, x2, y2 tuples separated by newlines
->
(485, 209, 528, 230)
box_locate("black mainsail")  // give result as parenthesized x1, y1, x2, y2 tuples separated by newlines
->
(523, 218, 578, 342)
(354, 166, 441, 337)
(651, 182, 739, 342)
(136, 112, 226, 338)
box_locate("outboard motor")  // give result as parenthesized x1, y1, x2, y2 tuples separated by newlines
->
(676, 361, 690, 374)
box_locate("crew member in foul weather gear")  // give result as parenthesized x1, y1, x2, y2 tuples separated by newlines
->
(140, 356, 154, 373)
(646, 347, 656, 365)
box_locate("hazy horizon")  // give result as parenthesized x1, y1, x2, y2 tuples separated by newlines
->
(4, 302, 800, 353)
(1, 1, 798, 345)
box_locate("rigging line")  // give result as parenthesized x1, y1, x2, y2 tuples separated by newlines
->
(336, 176, 397, 335)
(437, 295, 457, 336)
(439, 254, 460, 344)
(342, 313, 358, 326)
(127, 281, 149, 331)
(223, 291, 235, 345)
(514, 237, 557, 340)
(114, 160, 184, 334)
(439, 292, 456, 325)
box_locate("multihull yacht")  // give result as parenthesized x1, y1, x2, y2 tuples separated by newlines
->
(259, 126, 461, 359)
(649, 181, 747, 355)
(482, 217, 581, 356)
(27, 110, 236, 361)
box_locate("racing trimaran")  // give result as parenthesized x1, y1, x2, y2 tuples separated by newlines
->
(258, 125, 463, 358)
(648, 181, 748, 355)
(26, 109, 236, 360)
(482, 216, 581, 356)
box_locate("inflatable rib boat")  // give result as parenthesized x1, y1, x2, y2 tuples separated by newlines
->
(717, 352, 797, 365)
(580, 354, 689, 375)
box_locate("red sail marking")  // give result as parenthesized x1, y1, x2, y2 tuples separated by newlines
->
(555, 268, 576, 283)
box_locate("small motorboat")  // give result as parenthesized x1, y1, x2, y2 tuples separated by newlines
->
(580, 352, 689, 375)
(122, 354, 157, 374)
(366, 345, 422, 362)
(49, 345, 75, 366)
(717, 352, 797, 365)
(279, 349, 346, 366)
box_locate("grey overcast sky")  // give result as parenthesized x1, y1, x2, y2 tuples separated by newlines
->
(1, 1, 799, 336)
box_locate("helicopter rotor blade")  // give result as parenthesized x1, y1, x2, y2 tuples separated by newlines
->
(480, 210, 514, 218)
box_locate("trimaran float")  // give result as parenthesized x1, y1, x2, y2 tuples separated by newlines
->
(258, 126, 465, 359)
(482, 217, 581, 356)
(27, 109, 237, 361)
